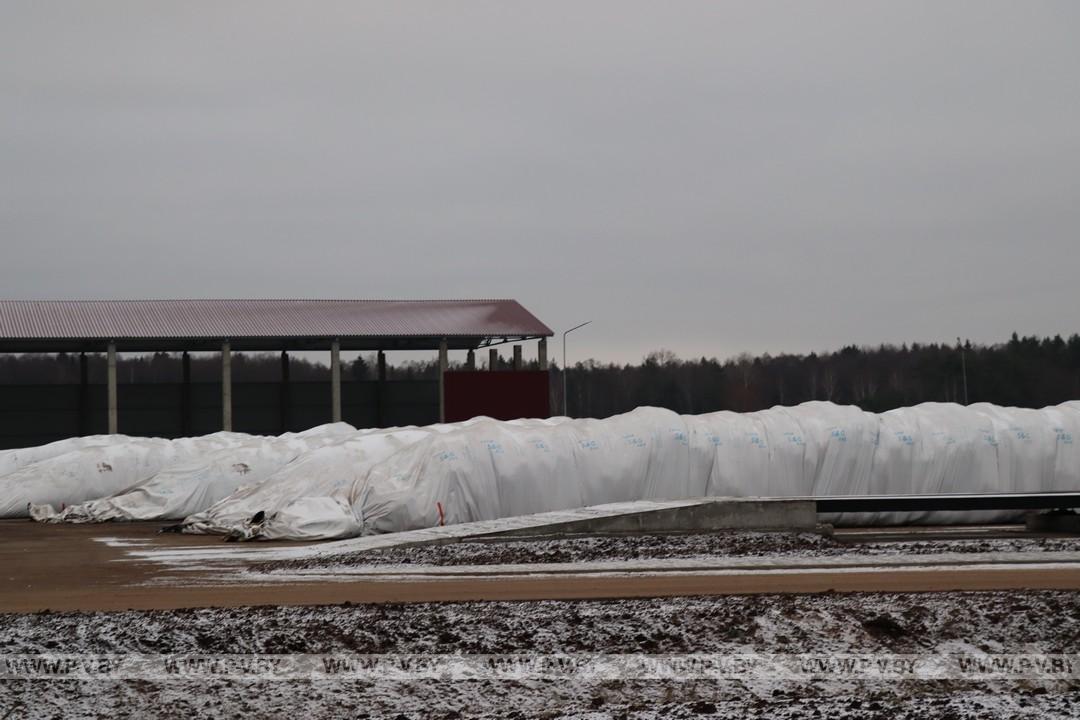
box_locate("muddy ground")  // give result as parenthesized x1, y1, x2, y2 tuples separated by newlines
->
(2, 591, 1079, 719)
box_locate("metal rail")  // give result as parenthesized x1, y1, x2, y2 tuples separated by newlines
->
(816, 492, 1080, 514)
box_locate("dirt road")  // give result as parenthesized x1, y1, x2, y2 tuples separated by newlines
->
(3, 520, 1080, 614)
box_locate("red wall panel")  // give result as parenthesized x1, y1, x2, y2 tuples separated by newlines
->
(443, 371, 550, 422)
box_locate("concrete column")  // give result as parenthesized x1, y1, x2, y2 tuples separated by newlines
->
(78, 352, 89, 436)
(330, 339, 342, 423)
(489, 348, 498, 372)
(466, 349, 476, 371)
(438, 338, 448, 423)
(513, 344, 522, 371)
(279, 351, 291, 433)
(106, 342, 118, 434)
(538, 338, 548, 370)
(376, 351, 386, 427)
(221, 341, 232, 431)
(181, 351, 192, 436)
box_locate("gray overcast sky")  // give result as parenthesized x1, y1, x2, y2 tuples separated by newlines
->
(2, 2, 1079, 364)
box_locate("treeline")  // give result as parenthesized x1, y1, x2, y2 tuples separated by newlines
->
(563, 334, 1080, 416)
(0, 351, 443, 385)
(1, 333, 1078, 415)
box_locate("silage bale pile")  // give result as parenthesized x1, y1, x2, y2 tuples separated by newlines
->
(0, 401, 1077, 540)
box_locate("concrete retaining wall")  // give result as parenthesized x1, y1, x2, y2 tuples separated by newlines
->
(483, 497, 819, 539)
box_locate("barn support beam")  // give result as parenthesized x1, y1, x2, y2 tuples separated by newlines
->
(279, 351, 291, 433)
(376, 350, 386, 427)
(221, 341, 232, 431)
(538, 338, 548, 370)
(489, 348, 498, 372)
(181, 351, 192, 436)
(513, 344, 522, 371)
(330, 339, 342, 423)
(106, 342, 118, 434)
(78, 352, 89, 436)
(438, 338, 448, 423)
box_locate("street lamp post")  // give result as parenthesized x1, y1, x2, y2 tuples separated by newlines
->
(562, 321, 592, 417)
(957, 337, 969, 405)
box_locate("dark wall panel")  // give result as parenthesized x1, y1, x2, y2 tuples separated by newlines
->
(232, 383, 286, 436)
(118, 385, 184, 438)
(381, 381, 439, 427)
(0, 385, 84, 444)
(0, 380, 439, 449)
(342, 383, 379, 429)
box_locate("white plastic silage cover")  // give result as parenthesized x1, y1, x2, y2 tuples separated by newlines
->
(180, 417, 568, 540)
(0, 432, 250, 518)
(3, 401, 1079, 536)
(29, 423, 357, 523)
(0, 435, 123, 478)
(353, 401, 1080, 534)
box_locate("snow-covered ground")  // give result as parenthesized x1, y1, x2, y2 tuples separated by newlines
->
(2, 591, 1079, 719)
(260, 530, 1080, 573)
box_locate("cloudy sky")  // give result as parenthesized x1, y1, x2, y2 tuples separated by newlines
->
(2, 2, 1078, 364)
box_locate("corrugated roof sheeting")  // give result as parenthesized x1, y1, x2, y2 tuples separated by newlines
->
(0, 299, 553, 340)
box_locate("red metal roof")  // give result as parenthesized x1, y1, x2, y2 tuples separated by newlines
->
(0, 299, 552, 351)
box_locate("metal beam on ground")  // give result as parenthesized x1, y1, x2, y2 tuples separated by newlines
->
(816, 492, 1080, 514)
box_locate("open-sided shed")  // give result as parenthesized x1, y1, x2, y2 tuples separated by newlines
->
(0, 299, 553, 445)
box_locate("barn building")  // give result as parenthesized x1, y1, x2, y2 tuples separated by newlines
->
(0, 299, 553, 449)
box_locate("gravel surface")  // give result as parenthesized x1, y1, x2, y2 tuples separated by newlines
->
(262, 531, 1080, 572)
(3, 591, 1080, 718)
